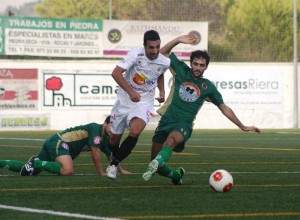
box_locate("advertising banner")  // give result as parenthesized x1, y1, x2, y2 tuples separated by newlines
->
(43, 70, 117, 107)
(0, 16, 207, 58)
(43, 69, 165, 108)
(0, 16, 103, 57)
(103, 20, 208, 59)
(0, 69, 38, 110)
(202, 65, 283, 110)
(0, 114, 50, 130)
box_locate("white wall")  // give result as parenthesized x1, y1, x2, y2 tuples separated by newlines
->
(0, 59, 296, 130)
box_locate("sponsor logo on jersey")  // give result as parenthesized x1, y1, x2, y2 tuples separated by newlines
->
(62, 143, 69, 150)
(133, 73, 146, 85)
(179, 82, 200, 102)
(94, 136, 101, 144)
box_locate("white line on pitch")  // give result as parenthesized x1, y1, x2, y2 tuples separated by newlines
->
(0, 204, 124, 220)
(188, 171, 300, 174)
(0, 137, 45, 141)
(2, 171, 299, 177)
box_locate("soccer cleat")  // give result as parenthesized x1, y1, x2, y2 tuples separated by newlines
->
(142, 159, 159, 181)
(172, 167, 186, 185)
(20, 156, 38, 176)
(106, 165, 117, 180)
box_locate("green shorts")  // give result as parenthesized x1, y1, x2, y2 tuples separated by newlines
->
(152, 117, 193, 152)
(38, 134, 71, 161)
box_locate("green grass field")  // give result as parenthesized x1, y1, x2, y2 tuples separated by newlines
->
(0, 129, 300, 220)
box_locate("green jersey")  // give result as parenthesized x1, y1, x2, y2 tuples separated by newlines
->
(39, 123, 111, 161)
(158, 53, 224, 123)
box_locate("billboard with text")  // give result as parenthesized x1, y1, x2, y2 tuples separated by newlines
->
(0, 68, 38, 110)
(0, 16, 208, 59)
(0, 16, 103, 57)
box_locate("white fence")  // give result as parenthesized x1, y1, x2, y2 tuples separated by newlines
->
(0, 59, 296, 130)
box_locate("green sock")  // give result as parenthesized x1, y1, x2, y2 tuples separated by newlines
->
(34, 160, 62, 175)
(154, 146, 173, 167)
(0, 160, 25, 172)
(157, 163, 175, 179)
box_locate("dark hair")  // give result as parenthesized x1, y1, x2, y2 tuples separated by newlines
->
(104, 116, 111, 124)
(190, 50, 210, 66)
(143, 30, 160, 45)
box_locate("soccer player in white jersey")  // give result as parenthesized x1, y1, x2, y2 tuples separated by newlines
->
(106, 30, 171, 179)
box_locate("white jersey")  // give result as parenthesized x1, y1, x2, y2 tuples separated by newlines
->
(116, 47, 170, 107)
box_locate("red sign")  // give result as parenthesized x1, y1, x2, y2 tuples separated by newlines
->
(0, 69, 38, 110)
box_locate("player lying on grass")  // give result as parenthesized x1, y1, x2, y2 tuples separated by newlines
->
(142, 34, 261, 185)
(0, 116, 131, 176)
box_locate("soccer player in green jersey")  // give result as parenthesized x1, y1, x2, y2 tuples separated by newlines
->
(0, 116, 130, 176)
(142, 34, 261, 184)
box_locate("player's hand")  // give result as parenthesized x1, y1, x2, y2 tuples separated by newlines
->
(129, 91, 141, 102)
(179, 33, 198, 45)
(99, 172, 106, 176)
(155, 97, 165, 103)
(242, 126, 261, 134)
(155, 92, 165, 103)
(118, 166, 132, 175)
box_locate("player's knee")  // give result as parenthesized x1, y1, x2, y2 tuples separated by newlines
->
(129, 120, 145, 137)
(60, 168, 73, 176)
(164, 139, 176, 148)
(129, 128, 143, 137)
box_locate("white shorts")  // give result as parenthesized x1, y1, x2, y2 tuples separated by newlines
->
(110, 99, 155, 134)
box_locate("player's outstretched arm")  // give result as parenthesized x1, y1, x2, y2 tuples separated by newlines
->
(90, 147, 106, 176)
(160, 33, 197, 57)
(218, 104, 261, 134)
